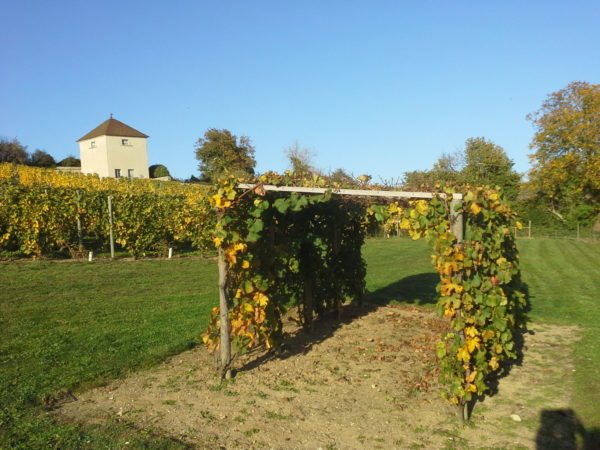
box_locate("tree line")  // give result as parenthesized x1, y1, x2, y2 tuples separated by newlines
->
(195, 81, 599, 231)
(0, 138, 80, 168)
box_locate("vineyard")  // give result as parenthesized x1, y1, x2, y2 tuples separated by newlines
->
(1, 164, 532, 440)
(0, 163, 213, 258)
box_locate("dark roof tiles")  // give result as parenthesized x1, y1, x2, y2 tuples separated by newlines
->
(77, 118, 149, 141)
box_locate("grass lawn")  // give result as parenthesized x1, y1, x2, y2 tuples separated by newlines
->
(1, 237, 598, 447)
(517, 238, 600, 428)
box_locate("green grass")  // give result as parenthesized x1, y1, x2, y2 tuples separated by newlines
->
(1, 237, 598, 447)
(517, 239, 600, 428)
(0, 258, 217, 448)
(363, 237, 437, 306)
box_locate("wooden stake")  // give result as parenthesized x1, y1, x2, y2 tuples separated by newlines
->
(75, 190, 83, 252)
(107, 196, 115, 259)
(218, 248, 232, 380)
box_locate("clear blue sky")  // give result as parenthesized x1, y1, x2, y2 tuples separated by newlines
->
(1, 1, 599, 181)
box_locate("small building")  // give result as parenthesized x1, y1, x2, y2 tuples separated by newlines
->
(77, 116, 150, 179)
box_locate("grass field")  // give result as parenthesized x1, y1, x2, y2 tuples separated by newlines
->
(1, 238, 598, 447)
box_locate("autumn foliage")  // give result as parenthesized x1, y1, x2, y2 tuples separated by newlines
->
(0, 163, 212, 257)
(204, 176, 527, 417)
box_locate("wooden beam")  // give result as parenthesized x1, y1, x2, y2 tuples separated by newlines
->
(237, 183, 463, 200)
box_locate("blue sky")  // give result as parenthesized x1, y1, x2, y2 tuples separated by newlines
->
(1, 1, 599, 181)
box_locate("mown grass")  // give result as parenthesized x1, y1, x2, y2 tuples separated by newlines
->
(517, 238, 600, 428)
(1, 237, 598, 447)
(1, 258, 217, 448)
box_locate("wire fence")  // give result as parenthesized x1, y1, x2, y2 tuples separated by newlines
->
(514, 221, 599, 241)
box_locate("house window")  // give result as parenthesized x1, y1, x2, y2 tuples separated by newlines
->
(115, 169, 121, 178)
(128, 169, 134, 179)
(122, 139, 129, 146)
(90, 141, 96, 148)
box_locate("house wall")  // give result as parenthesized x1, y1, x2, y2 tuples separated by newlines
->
(80, 136, 109, 176)
(105, 136, 149, 179)
(79, 136, 149, 179)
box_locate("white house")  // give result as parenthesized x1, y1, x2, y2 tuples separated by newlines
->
(77, 116, 150, 179)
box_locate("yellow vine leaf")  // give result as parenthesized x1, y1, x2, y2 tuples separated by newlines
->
(465, 326, 479, 338)
(466, 337, 481, 353)
(489, 357, 500, 371)
(457, 346, 471, 362)
(470, 203, 482, 215)
(253, 292, 269, 307)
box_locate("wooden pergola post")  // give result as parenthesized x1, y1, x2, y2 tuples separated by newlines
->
(450, 198, 464, 242)
(218, 248, 232, 380)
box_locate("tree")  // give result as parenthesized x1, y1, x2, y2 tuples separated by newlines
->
(285, 141, 317, 178)
(460, 138, 521, 200)
(194, 129, 256, 182)
(328, 168, 358, 187)
(149, 164, 171, 178)
(402, 138, 520, 200)
(28, 149, 56, 168)
(0, 138, 28, 164)
(58, 156, 81, 167)
(527, 81, 600, 221)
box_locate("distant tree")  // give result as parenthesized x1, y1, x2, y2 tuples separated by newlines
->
(460, 137, 521, 200)
(58, 156, 81, 167)
(149, 164, 171, 178)
(401, 138, 520, 200)
(0, 138, 28, 164)
(328, 168, 359, 187)
(185, 174, 200, 183)
(194, 129, 256, 182)
(285, 141, 317, 178)
(28, 149, 56, 167)
(527, 81, 600, 222)
(402, 170, 436, 190)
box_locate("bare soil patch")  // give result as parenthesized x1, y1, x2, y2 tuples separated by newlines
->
(56, 303, 580, 449)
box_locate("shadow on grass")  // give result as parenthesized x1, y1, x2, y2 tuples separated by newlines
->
(236, 271, 440, 374)
(536, 409, 600, 450)
(365, 272, 439, 306)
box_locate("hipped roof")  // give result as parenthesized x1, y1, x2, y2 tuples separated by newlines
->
(77, 117, 149, 141)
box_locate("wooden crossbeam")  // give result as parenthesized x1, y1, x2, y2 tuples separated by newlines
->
(237, 183, 463, 200)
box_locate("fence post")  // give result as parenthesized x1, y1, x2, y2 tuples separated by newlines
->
(528, 220, 532, 239)
(450, 198, 464, 242)
(75, 190, 83, 252)
(218, 248, 232, 380)
(577, 223, 580, 240)
(107, 196, 115, 259)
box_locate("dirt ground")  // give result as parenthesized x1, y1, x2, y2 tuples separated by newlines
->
(57, 303, 580, 449)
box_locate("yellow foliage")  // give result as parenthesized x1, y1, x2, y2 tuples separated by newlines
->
(457, 346, 471, 362)
(470, 203, 482, 215)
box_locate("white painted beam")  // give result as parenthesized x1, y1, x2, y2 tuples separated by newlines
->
(237, 183, 463, 200)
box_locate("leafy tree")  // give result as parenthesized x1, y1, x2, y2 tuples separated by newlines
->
(285, 141, 317, 178)
(461, 138, 521, 200)
(149, 164, 171, 178)
(195, 129, 256, 182)
(328, 168, 358, 187)
(0, 138, 28, 164)
(402, 138, 520, 200)
(58, 156, 81, 167)
(527, 81, 600, 222)
(28, 149, 56, 168)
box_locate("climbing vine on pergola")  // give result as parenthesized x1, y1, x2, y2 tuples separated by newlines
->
(202, 173, 527, 420)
